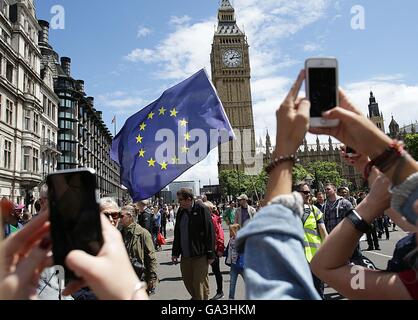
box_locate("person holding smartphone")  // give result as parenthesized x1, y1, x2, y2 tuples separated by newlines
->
(235, 69, 418, 299)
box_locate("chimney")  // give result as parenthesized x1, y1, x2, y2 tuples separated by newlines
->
(61, 57, 71, 76)
(76, 80, 85, 93)
(38, 20, 50, 45)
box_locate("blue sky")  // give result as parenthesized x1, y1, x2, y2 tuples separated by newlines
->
(35, 0, 418, 185)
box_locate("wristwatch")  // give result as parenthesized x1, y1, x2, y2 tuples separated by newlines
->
(345, 209, 372, 233)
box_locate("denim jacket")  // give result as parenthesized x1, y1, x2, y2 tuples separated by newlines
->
(236, 196, 320, 300)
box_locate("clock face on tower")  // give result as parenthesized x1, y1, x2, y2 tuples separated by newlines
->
(222, 49, 242, 68)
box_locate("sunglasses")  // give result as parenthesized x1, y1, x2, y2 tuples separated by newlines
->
(300, 191, 311, 195)
(103, 211, 121, 219)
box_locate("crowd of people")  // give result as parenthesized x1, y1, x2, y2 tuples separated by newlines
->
(1, 69, 418, 300)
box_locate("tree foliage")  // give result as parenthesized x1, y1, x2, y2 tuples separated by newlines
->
(219, 160, 349, 199)
(219, 169, 268, 200)
(404, 133, 418, 161)
(305, 161, 349, 188)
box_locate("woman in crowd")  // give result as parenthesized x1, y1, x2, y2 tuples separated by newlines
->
(236, 70, 418, 299)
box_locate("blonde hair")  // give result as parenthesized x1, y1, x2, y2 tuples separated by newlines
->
(229, 223, 241, 238)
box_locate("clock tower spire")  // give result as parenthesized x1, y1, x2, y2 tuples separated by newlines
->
(211, 1, 256, 174)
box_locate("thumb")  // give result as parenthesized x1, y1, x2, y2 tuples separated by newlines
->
(65, 250, 99, 280)
(323, 106, 357, 121)
(297, 98, 310, 120)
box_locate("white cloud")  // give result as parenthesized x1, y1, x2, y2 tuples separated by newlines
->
(169, 15, 192, 26)
(125, 48, 158, 63)
(137, 26, 152, 38)
(124, 0, 332, 80)
(303, 43, 322, 52)
(96, 92, 147, 116)
(343, 77, 418, 132)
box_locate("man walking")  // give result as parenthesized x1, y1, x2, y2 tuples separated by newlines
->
(323, 184, 354, 234)
(296, 183, 328, 299)
(120, 205, 158, 295)
(172, 188, 215, 300)
(234, 194, 256, 228)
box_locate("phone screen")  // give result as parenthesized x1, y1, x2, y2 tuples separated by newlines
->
(47, 169, 103, 282)
(308, 67, 337, 117)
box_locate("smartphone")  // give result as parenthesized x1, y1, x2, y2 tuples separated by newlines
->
(47, 168, 103, 283)
(305, 57, 339, 127)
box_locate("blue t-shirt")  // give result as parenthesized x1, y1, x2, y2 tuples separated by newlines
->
(241, 207, 250, 226)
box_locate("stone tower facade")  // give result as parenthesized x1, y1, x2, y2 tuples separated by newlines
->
(368, 91, 385, 133)
(211, 0, 256, 173)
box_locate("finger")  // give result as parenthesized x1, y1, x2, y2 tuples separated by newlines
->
(7, 212, 49, 253)
(309, 127, 335, 136)
(65, 250, 99, 282)
(100, 213, 120, 244)
(414, 200, 418, 215)
(322, 106, 357, 122)
(285, 70, 305, 103)
(15, 246, 50, 284)
(338, 89, 362, 115)
(62, 279, 86, 296)
(296, 98, 310, 120)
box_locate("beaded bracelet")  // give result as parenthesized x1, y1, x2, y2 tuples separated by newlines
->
(363, 140, 405, 181)
(265, 154, 300, 174)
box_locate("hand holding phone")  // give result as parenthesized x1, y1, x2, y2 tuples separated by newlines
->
(305, 57, 339, 127)
(47, 169, 103, 283)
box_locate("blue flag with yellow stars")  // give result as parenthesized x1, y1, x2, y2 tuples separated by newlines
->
(111, 69, 235, 201)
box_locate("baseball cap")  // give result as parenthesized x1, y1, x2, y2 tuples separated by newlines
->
(14, 204, 25, 210)
(237, 194, 249, 201)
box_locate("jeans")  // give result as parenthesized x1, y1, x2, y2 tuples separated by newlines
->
(311, 271, 324, 299)
(229, 264, 244, 299)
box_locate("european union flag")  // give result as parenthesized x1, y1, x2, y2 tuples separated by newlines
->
(111, 69, 235, 201)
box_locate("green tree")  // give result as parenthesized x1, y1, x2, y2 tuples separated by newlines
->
(219, 169, 268, 200)
(305, 161, 349, 189)
(404, 133, 418, 160)
(292, 164, 310, 183)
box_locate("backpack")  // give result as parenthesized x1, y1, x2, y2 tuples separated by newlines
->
(386, 233, 417, 272)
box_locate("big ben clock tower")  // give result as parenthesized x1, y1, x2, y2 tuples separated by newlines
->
(211, 0, 256, 173)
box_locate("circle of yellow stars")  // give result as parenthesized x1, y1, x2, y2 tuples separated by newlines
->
(135, 106, 190, 171)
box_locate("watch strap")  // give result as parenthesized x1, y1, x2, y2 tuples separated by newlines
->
(345, 209, 372, 233)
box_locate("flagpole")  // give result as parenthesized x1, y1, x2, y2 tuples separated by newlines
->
(113, 115, 120, 205)
(114, 115, 116, 137)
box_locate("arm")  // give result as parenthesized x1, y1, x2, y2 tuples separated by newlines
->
(171, 212, 181, 259)
(217, 218, 225, 256)
(317, 223, 328, 242)
(310, 175, 412, 300)
(143, 231, 158, 286)
(237, 71, 319, 300)
(203, 206, 216, 261)
(238, 202, 320, 300)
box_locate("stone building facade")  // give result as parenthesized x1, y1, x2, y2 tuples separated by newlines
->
(0, 0, 58, 204)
